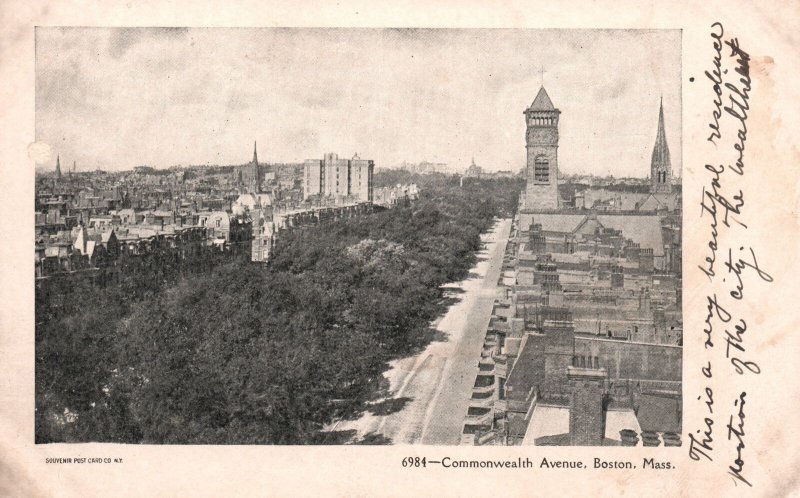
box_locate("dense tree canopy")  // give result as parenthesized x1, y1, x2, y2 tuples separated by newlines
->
(36, 172, 523, 444)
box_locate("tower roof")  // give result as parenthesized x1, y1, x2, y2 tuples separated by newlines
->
(651, 98, 671, 168)
(529, 86, 555, 111)
(55, 155, 62, 178)
(252, 141, 258, 165)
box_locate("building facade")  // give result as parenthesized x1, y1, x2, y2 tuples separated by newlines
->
(303, 152, 374, 203)
(350, 154, 374, 203)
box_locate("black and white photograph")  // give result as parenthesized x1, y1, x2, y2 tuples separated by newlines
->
(34, 28, 682, 446)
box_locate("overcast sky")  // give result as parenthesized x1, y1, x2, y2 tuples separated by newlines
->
(36, 28, 680, 176)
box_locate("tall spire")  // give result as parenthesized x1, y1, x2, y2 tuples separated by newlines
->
(55, 155, 62, 179)
(650, 97, 672, 193)
(252, 141, 258, 165)
(652, 98, 670, 167)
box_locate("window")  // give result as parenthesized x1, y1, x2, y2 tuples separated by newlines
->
(215, 219, 221, 228)
(534, 156, 549, 183)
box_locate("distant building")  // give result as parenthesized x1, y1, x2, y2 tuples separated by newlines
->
(250, 208, 275, 263)
(303, 152, 374, 203)
(234, 142, 262, 194)
(399, 161, 449, 174)
(374, 184, 419, 206)
(349, 154, 373, 203)
(204, 211, 251, 248)
(464, 156, 483, 178)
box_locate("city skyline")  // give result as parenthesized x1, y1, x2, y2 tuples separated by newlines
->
(36, 28, 680, 176)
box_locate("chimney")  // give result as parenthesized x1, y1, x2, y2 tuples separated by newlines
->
(611, 266, 624, 288)
(638, 287, 651, 313)
(567, 361, 607, 446)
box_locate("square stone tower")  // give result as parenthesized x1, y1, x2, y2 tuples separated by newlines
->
(524, 86, 560, 210)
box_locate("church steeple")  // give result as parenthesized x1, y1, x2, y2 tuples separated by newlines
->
(55, 155, 62, 180)
(650, 97, 672, 193)
(245, 141, 261, 194)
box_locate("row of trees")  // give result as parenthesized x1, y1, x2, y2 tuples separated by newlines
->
(35, 173, 523, 444)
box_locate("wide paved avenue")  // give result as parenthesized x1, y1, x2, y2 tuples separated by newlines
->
(325, 218, 512, 445)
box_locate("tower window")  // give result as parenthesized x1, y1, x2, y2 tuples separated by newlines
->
(534, 156, 549, 183)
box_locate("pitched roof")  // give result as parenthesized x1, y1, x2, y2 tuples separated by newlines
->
(597, 215, 665, 256)
(533, 213, 586, 233)
(573, 216, 606, 235)
(638, 194, 667, 211)
(530, 86, 555, 111)
(533, 213, 666, 256)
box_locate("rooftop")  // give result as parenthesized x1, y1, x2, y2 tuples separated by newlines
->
(529, 86, 556, 111)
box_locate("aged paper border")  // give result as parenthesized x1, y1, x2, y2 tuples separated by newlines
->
(2, 1, 799, 496)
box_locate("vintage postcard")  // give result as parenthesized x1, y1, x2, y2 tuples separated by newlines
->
(1, 2, 798, 497)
